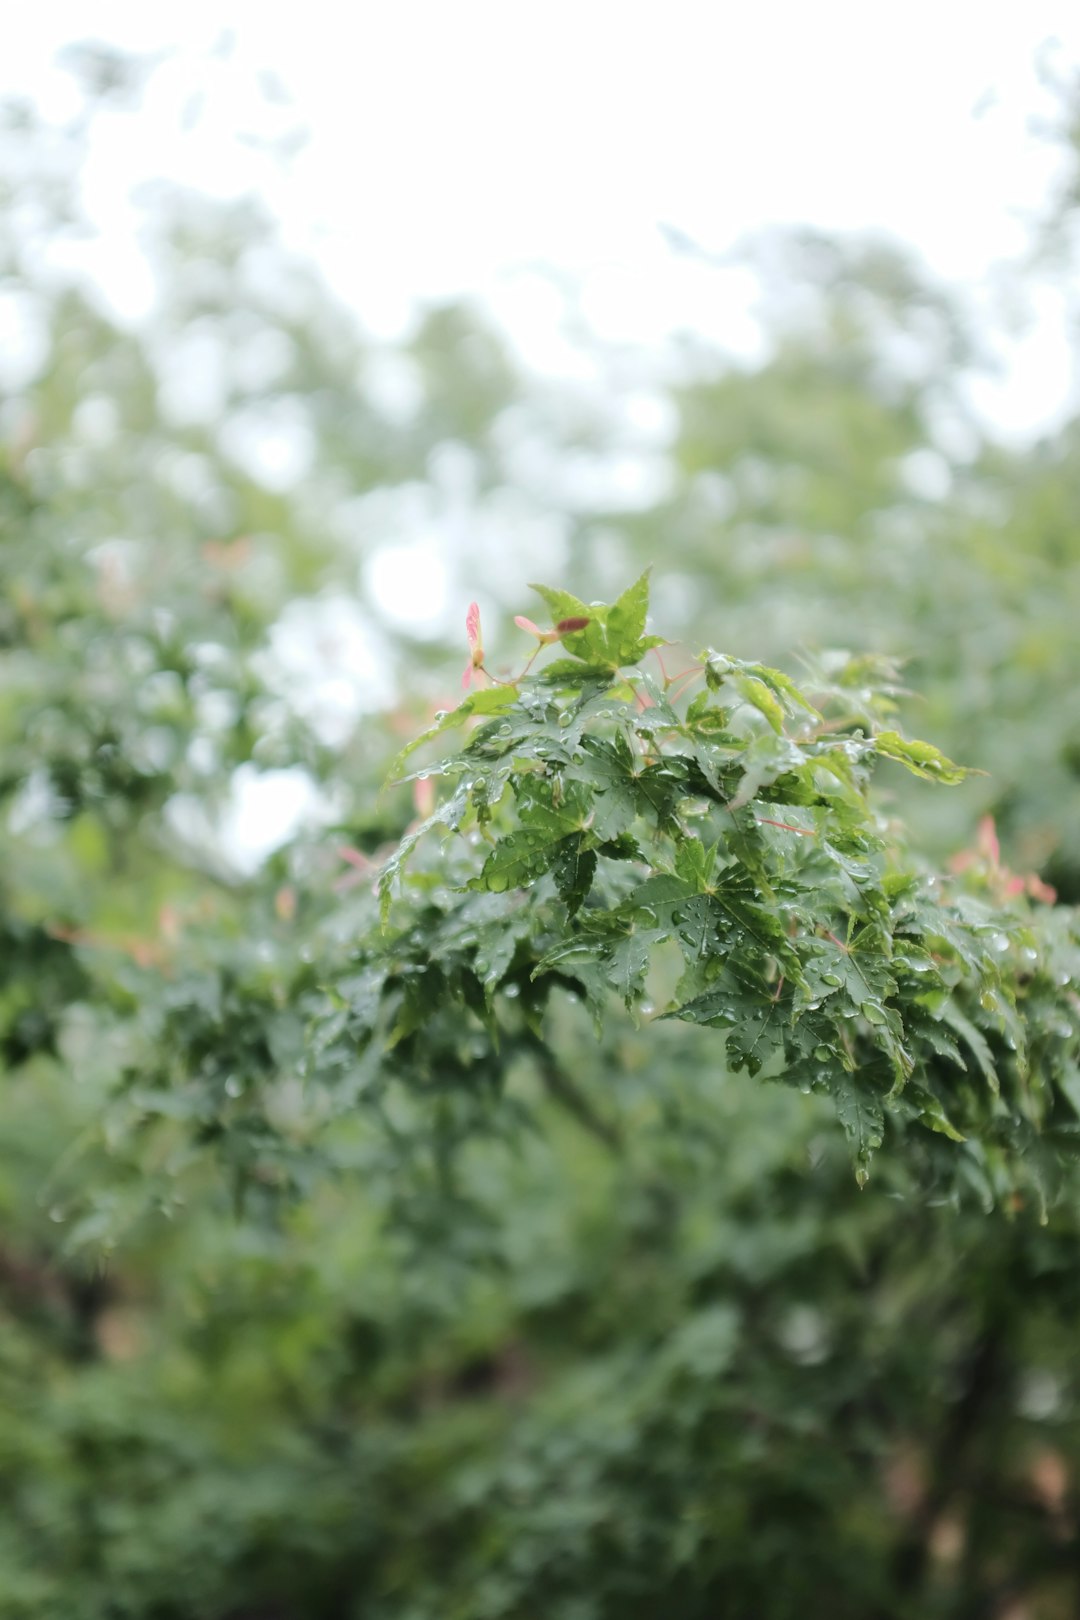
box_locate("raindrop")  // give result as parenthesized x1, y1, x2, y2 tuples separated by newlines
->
(988, 934, 1010, 954)
(861, 1001, 888, 1025)
(434, 710, 449, 721)
(224, 1075, 242, 1098)
(503, 983, 521, 999)
(821, 973, 843, 987)
(813, 1045, 831, 1062)
(1020, 946, 1038, 966)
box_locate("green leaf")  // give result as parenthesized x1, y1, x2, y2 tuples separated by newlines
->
(734, 673, 786, 734)
(674, 836, 716, 893)
(527, 582, 592, 628)
(833, 1073, 885, 1185)
(726, 999, 786, 1076)
(606, 570, 663, 665)
(627, 873, 697, 913)
(529, 937, 613, 1032)
(940, 1000, 1000, 1094)
(529, 572, 660, 672)
(664, 982, 740, 1029)
(606, 930, 653, 1010)
(728, 732, 810, 811)
(471, 828, 562, 894)
(537, 659, 621, 685)
(384, 685, 518, 786)
(800, 933, 898, 1013)
(378, 782, 471, 924)
(910, 1088, 967, 1142)
(703, 651, 821, 724)
(551, 836, 597, 916)
(529, 583, 610, 667)
(872, 731, 969, 785)
(742, 662, 822, 719)
(710, 867, 790, 956)
(606, 568, 650, 651)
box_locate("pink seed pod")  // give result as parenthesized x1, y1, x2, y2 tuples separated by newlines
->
(462, 601, 485, 688)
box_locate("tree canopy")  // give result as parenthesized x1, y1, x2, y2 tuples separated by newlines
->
(3, 57, 1080, 1619)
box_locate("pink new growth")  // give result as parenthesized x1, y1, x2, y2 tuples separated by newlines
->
(462, 601, 485, 689)
(413, 775, 436, 819)
(514, 613, 591, 645)
(334, 845, 375, 895)
(949, 815, 1056, 905)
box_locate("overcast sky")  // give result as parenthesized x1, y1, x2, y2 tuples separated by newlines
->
(4, 2, 1080, 441)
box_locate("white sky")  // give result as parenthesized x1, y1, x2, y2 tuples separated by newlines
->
(3, 2, 1080, 439)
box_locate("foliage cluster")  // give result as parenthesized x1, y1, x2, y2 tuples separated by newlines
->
(3, 57, 1080, 1620)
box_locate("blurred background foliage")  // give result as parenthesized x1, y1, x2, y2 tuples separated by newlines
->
(2, 39, 1080, 1620)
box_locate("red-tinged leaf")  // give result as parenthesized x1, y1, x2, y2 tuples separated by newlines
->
(976, 815, 1000, 866)
(337, 846, 374, 872)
